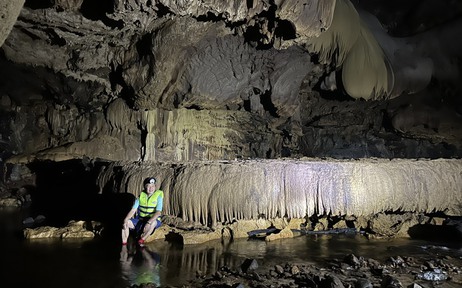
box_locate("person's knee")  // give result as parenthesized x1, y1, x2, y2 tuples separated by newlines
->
(128, 220, 135, 229)
(155, 220, 162, 229)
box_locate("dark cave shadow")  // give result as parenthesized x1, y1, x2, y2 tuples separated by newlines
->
(26, 159, 135, 240)
(408, 224, 462, 243)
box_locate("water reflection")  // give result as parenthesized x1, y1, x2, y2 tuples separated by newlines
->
(121, 235, 462, 287)
(2, 205, 462, 288)
(120, 245, 161, 287)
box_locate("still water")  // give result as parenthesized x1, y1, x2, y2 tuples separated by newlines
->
(1, 208, 461, 288)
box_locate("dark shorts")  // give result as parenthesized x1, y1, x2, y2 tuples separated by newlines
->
(130, 217, 162, 235)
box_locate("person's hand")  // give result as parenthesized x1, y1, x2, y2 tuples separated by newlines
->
(147, 217, 156, 225)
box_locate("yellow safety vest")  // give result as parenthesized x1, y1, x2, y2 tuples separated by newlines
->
(138, 190, 163, 218)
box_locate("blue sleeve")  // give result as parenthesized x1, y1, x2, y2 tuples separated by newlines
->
(156, 195, 163, 212)
(132, 199, 139, 210)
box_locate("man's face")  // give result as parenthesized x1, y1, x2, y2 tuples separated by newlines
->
(145, 183, 156, 194)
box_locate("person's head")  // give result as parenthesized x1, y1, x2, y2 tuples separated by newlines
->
(143, 177, 157, 194)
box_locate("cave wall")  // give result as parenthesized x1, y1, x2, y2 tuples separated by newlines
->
(1, 0, 462, 165)
(0, 0, 462, 226)
(0, 0, 25, 47)
(96, 158, 462, 227)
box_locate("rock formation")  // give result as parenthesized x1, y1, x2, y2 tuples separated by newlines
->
(96, 158, 462, 228)
(0, 0, 461, 239)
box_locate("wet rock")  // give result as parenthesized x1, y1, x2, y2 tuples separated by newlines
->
(228, 219, 273, 239)
(171, 250, 462, 288)
(275, 264, 285, 275)
(214, 271, 224, 280)
(344, 254, 361, 267)
(22, 217, 35, 226)
(269, 270, 279, 277)
(23, 220, 95, 239)
(168, 229, 222, 245)
(387, 256, 406, 267)
(380, 275, 403, 288)
(416, 269, 448, 281)
(16, 187, 32, 203)
(22, 215, 46, 227)
(24, 226, 61, 239)
(407, 284, 424, 288)
(145, 224, 170, 242)
(62, 230, 95, 238)
(321, 274, 345, 288)
(265, 226, 294, 241)
(290, 265, 300, 275)
(368, 213, 419, 238)
(0, 197, 21, 207)
(423, 260, 436, 269)
(7, 164, 34, 182)
(355, 278, 373, 288)
(241, 258, 259, 273)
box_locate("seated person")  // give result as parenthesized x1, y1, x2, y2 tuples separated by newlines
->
(122, 177, 163, 246)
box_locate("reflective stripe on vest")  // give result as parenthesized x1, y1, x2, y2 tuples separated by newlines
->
(138, 190, 163, 218)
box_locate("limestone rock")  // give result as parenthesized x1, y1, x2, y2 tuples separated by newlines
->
(0, 0, 25, 47)
(227, 219, 273, 239)
(23, 220, 95, 239)
(174, 229, 222, 245)
(368, 213, 419, 238)
(332, 220, 348, 229)
(0, 198, 21, 207)
(265, 226, 294, 242)
(314, 218, 329, 231)
(286, 218, 305, 230)
(276, 0, 335, 39)
(97, 158, 462, 228)
(62, 230, 95, 238)
(146, 225, 171, 242)
(24, 226, 61, 239)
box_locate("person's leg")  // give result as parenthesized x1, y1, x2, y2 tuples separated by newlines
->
(140, 220, 161, 242)
(122, 219, 135, 244)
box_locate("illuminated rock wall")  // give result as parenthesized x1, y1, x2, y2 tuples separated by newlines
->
(97, 158, 462, 226)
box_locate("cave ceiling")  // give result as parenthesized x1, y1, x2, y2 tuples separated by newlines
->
(0, 0, 462, 165)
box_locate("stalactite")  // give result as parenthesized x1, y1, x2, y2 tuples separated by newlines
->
(106, 98, 134, 132)
(306, 0, 392, 100)
(307, 0, 360, 67)
(97, 158, 462, 227)
(140, 108, 257, 162)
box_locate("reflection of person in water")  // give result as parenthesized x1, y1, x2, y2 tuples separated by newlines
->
(120, 245, 161, 287)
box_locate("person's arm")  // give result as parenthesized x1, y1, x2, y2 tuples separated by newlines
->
(123, 199, 139, 228)
(147, 194, 163, 225)
(124, 208, 137, 222)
